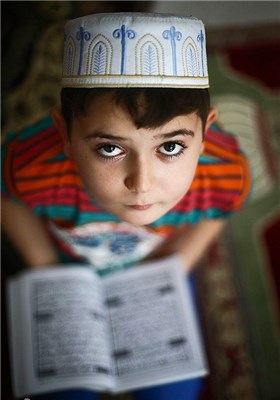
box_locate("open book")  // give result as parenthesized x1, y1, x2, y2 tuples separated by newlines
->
(7, 255, 208, 398)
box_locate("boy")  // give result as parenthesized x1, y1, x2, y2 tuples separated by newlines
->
(1, 12, 251, 400)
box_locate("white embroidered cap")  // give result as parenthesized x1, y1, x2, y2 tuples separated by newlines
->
(62, 12, 209, 89)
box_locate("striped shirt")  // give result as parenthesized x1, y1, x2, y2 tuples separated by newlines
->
(1, 115, 251, 271)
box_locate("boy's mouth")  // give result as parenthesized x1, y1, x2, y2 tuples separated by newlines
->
(127, 204, 152, 211)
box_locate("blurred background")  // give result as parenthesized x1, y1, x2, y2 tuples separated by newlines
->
(2, 2, 280, 400)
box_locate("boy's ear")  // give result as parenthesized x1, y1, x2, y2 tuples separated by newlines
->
(199, 107, 218, 154)
(205, 107, 218, 133)
(51, 108, 73, 159)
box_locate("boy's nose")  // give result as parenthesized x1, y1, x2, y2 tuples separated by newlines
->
(124, 158, 155, 193)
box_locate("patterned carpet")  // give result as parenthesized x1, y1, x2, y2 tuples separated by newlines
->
(2, 2, 280, 400)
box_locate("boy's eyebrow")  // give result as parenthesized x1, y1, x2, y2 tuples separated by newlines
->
(153, 129, 195, 140)
(86, 129, 194, 141)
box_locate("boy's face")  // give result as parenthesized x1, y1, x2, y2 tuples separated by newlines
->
(60, 93, 205, 226)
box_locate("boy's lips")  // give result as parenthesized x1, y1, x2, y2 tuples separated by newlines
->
(127, 204, 152, 211)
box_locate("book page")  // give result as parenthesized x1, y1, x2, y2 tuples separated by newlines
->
(103, 256, 208, 392)
(7, 267, 114, 397)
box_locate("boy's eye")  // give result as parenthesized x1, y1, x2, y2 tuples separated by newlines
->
(158, 142, 186, 156)
(97, 144, 124, 157)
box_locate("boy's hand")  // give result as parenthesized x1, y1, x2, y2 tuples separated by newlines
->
(1, 199, 61, 269)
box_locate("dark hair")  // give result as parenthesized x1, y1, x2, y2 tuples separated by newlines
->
(60, 87, 210, 136)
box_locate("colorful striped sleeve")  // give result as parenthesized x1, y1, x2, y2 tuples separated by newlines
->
(1, 116, 100, 226)
(2, 117, 59, 201)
